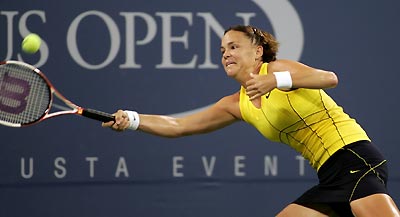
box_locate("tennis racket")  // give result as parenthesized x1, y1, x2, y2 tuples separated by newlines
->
(0, 60, 115, 127)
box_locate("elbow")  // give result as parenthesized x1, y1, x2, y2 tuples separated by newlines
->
(326, 71, 338, 88)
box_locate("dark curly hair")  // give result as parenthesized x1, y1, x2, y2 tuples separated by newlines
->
(224, 25, 279, 63)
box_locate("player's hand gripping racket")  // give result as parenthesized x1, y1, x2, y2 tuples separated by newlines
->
(0, 60, 115, 127)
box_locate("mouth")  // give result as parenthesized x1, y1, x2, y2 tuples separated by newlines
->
(225, 61, 236, 67)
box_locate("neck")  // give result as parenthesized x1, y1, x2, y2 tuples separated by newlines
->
(237, 61, 263, 87)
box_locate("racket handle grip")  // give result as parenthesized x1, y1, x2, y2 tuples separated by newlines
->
(82, 108, 115, 122)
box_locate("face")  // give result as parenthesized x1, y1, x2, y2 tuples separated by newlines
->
(220, 30, 262, 79)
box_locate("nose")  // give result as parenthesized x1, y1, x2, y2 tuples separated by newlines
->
(223, 50, 230, 59)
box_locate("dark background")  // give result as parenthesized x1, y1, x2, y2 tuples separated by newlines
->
(1, 1, 399, 216)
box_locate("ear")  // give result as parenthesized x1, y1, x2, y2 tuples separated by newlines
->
(255, 45, 263, 59)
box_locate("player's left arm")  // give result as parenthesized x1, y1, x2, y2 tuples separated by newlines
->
(272, 59, 338, 89)
(246, 59, 338, 100)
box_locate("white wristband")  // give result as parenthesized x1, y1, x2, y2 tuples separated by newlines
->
(273, 71, 292, 89)
(124, 110, 140, 131)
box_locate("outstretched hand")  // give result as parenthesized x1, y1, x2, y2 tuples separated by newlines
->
(102, 110, 130, 131)
(245, 73, 276, 100)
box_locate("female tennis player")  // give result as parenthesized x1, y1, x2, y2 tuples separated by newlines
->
(103, 25, 400, 216)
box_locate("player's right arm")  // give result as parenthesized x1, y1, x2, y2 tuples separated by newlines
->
(102, 92, 241, 138)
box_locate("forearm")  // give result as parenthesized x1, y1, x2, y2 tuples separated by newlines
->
(274, 60, 338, 89)
(137, 114, 184, 138)
(292, 70, 338, 89)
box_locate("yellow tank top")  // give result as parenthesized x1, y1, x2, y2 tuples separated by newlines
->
(239, 63, 370, 170)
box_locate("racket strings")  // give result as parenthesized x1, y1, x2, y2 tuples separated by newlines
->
(0, 63, 50, 125)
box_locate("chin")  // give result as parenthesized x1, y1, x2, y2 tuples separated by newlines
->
(224, 67, 236, 77)
(226, 71, 237, 78)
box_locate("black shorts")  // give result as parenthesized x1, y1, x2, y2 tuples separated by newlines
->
(293, 140, 388, 216)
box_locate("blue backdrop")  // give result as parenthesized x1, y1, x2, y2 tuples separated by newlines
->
(1, 1, 399, 216)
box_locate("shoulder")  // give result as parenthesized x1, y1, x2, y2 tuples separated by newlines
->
(215, 92, 242, 119)
(217, 92, 240, 110)
(267, 59, 300, 72)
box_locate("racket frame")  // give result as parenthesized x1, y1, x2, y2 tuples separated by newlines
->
(0, 60, 114, 127)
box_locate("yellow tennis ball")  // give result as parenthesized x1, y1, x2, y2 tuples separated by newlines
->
(22, 33, 41, 54)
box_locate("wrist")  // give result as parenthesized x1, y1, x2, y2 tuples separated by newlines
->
(124, 110, 140, 130)
(273, 71, 292, 89)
